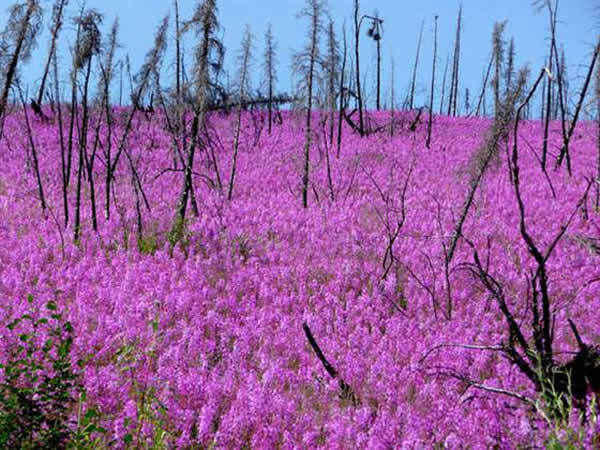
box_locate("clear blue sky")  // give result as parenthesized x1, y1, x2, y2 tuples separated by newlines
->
(4, 0, 599, 114)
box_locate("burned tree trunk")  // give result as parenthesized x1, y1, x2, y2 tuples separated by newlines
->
(36, 0, 69, 107)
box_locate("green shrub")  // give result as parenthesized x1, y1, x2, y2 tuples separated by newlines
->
(0, 295, 105, 449)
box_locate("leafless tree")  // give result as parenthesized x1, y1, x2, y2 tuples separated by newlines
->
(476, 51, 493, 117)
(52, 41, 69, 225)
(97, 18, 119, 221)
(36, 0, 69, 107)
(452, 67, 595, 416)
(555, 38, 600, 173)
(505, 37, 515, 96)
(320, 18, 340, 201)
(324, 19, 340, 146)
(352, 0, 364, 135)
(491, 21, 507, 115)
(446, 68, 530, 266)
(439, 52, 449, 114)
(426, 15, 438, 149)
(0, 0, 43, 133)
(16, 80, 46, 214)
(390, 56, 395, 136)
(409, 18, 424, 111)
(293, 0, 327, 208)
(336, 23, 347, 158)
(366, 10, 383, 111)
(262, 23, 278, 135)
(109, 15, 169, 230)
(173, 0, 222, 230)
(228, 25, 253, 201)
(72, 9, 103, 241)
(447, 3, 462, 116)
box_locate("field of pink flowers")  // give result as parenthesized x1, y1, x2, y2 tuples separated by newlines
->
(0, 108, 599, 447)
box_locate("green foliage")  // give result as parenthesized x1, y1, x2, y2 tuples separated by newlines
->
(0, 295, 106, 449)
(137, 232, 160, 255)
(68, 391, 109, 449)
(110, 307, 173, 448)
(531, 353, 598, 449)
(0, 296, 78, 448)
(167, 215, 190, 250)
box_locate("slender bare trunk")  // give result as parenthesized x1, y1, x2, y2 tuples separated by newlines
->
(0, 1, 38, 121)
(409, 19, 424, 110)
(426, 16, 438, 149)
(336, 25, 347, 158)
(353, 0, 364, 136)
(37, 0, 68, 106)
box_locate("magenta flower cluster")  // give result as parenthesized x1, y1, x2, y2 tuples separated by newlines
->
(0, 109, 598, 447)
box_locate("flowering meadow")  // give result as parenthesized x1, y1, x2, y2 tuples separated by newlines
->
(0, 107, 599, 448)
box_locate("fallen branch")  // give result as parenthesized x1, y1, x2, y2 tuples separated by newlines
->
(302, 322, 359, 405)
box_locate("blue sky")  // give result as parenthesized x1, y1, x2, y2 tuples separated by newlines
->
(4, 0, 599, 113)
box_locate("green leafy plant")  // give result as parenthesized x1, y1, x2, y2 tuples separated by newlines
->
(532, 352, 598, 449)
(137, 232, 161, 255)
(0, 295, 106, 449)
(0, 295, 78, 448)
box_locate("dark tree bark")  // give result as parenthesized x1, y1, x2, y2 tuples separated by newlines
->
(336, 24, 347, 158)
(409, 19, 424, 111)
(228, 26, 253, 201)
(0, 0, 42, 130)
(448, 4, 462, 116)
(263, 24, 277, 135)
(37, 0, 69, 107)
(353, 0, 364, 136)
(426, 15, 438, 149)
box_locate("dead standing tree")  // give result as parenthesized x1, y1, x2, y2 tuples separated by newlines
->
(443, 69, 530, 319)
(352, 1, 382, 135)
(426, 15, 438, 149)
(0, 0, 42, 135)
(352, 0, 364, 136)
(293, 0, 327, 209)
(97, 18, 119, 221)
(336, 23, 347, 159)
(447, 3, 462, 117)
(366, 10, 383, 111)
(323, 18, 339, 201)
(555, 38, 600, 174)
(408, 18, 424, 111)
(108, 15, 169, 229)
(458, 67, 596, 417)
(422, 68, 599, 420)
(36, 0, 69, 108)
(227, 26, 253, 201)
(491, 21, 507, 116)
(262, 23, 278, 135)
(172, 0, 222, 235)
(72, 9, 103, 242)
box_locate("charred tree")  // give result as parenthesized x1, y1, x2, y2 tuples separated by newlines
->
(409, 18, 425, 111)
(228, 26, 253, 201)
(491, 21, 507, 116)
(36, 0, 69, 107)
(293, 0, 327, 208)
(448, 4, 462, 116)
(352, 0, 364, 135)
(72, 9, 103, 242)
(0, 0, 42, 131)
(426, 15, 438, 149)
(173, 0, 222, 229)
(262, 24, 278, 135)
(336, 23, 347, 158)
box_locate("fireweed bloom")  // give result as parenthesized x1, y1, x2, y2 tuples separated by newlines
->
(0, 111, 598, 447)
